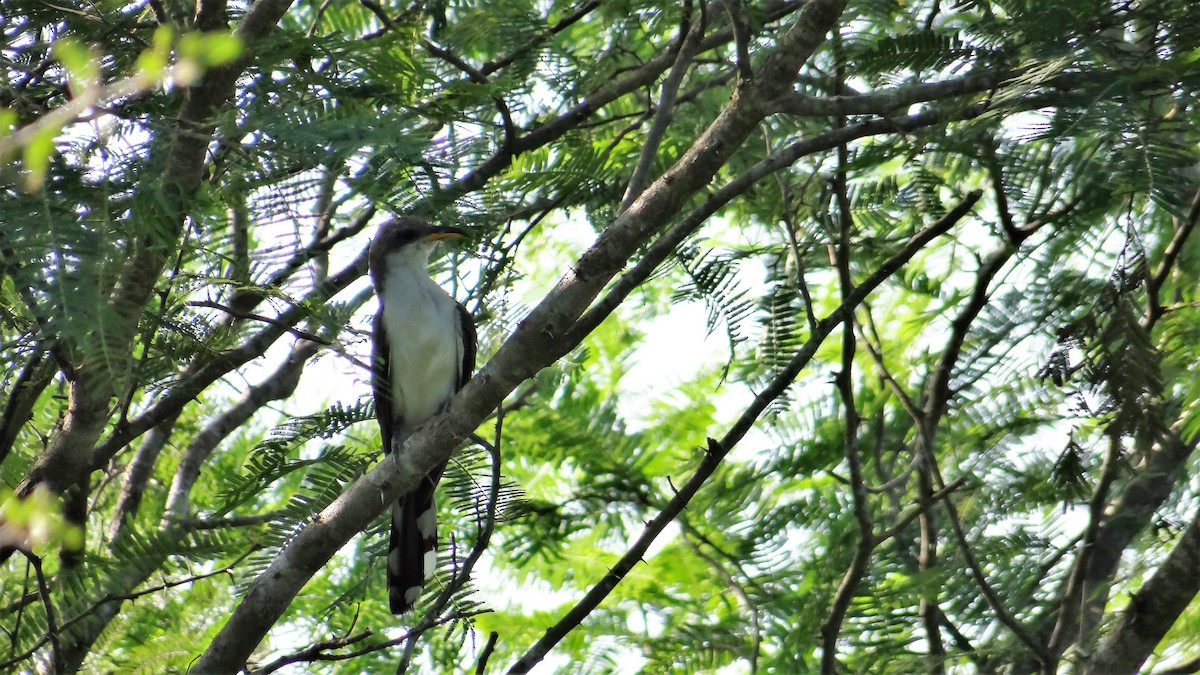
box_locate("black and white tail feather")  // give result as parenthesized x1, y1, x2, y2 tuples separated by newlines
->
(388, 458, 444, 613)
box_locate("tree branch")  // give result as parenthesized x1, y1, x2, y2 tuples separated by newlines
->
(911, 218, 1054, 665)
(0, 347, 54, 466)
(619, 0, 706, 212)
(254, 631, 374, 674)
(107, 411, 182, 542)
(772, 70, 1016, 117)
(28, 552, 59, 674)
(819, 157, 876, 672)
(1047, 430, 1126, 663)
(1084, 503, 1200, 674)
(723, 0, 754, 82)
(195, 7, 969, 671)
(563, 103, 997, 349)
(480, 0, 604, 76)
(186, 300, 334, 345)
(474, 631, 501, 675)
(248, 611, 491, 674)
(159, 330, 333, 523)
(223, 208, 374, 320)
(680, 529, 761, 672)
(1147, 186, 1200, 323)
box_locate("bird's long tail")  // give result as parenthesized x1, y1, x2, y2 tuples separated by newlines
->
(388, 479, 438, 614)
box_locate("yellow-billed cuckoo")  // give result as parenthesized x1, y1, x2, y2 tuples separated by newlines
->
(368, 217, 476, 614)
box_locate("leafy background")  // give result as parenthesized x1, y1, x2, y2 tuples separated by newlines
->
(2, 0, 1200, 672)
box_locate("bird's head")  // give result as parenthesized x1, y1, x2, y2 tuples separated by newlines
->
(368, 217, 467, 286)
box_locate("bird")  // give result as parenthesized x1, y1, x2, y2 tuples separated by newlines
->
(368, 217, 476, 615)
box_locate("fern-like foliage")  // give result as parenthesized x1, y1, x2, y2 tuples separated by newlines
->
(1041, 242, 1166, 441)
(671, 246, 756, 375)
(215, 400, 376, 516)
(5, 0, 1200, 672)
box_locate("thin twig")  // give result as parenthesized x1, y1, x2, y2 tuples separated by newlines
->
(857, 312, 922, 425)
(984, 140, 1022, 242)
(306, 0, 334, 36)
(0, 548, 271, 671)
(254, 632, 375, 674)
(909, 202, 1057, 666)
(481, 0, 604, 75)
(186, 300, 332, 345)
(1147, 186, 1200, 324)
(474, 631, 501, 675)
(175, 512, 285, 530)
(11, 556, 30, 651)
(723, 0, 753, 81)
(875, 477, 967, 542)
(88, 249, 371, 470)
(250, 612, 492, 674)
(619, 0, 706, 213)
(358, 0, 400, 31)
(421, 39, 518, 153)
(681, 531, 761, 672)
(223, 207, 374, 320)
(563, 108, 995, 349)
(677, 516, 768, 595)
(819, 137, 877, 674)
(28, 552, 60, 674)
(912, 416, 1050, 665)
(771, 142, 823, 335)
(1047, 430, 1125, 663)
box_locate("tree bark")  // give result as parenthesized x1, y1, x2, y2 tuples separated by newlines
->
(1084, 504, 1200, 674)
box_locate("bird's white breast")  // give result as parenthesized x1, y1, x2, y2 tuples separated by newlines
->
(379, 261, 463, 434)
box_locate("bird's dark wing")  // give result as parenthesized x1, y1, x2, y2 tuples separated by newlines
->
(456, 302, 477, 390)
(371, 311, 395, 455)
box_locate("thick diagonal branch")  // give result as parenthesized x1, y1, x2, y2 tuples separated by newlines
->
(1083, 503, 1200, 674)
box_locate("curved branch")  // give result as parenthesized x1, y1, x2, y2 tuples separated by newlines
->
(1084, 503, 1200, 674)
(7, 0, 299, 541)
(159, 332, 331, 523)
(1147, 186, 1200, 324)
(189, 5, 889, 670)
(563, 102, 996, 349)
(0, 348, 54, 466)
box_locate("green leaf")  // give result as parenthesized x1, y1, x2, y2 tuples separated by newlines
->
(53, 37, 100, 94)
(178, 30, 243, 67)
(21, 124, 57, 190)
(136, 26, 176, 85)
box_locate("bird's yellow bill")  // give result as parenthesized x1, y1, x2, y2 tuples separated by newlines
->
(425, 231, 466, 242)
